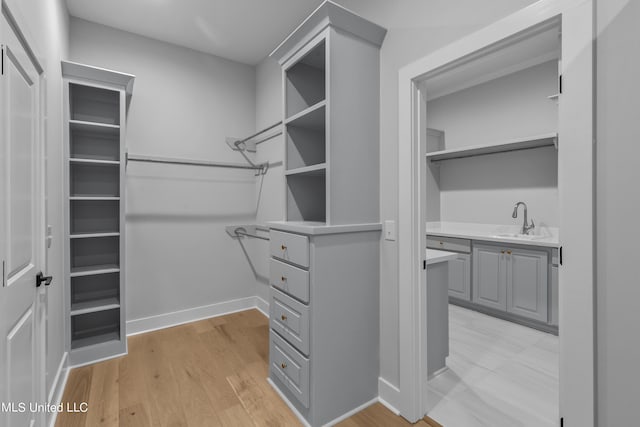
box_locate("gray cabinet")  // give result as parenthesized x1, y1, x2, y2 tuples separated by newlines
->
(268, 3, 386, 426)
(448, 253, 471, 301)
(506, 247, 548, 323)
(426, 235, 471, 301)
(472, 242, 549, 323)
(472, 244, 507, 310)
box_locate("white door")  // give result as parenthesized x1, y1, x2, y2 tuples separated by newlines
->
(1, 9, 46, 427)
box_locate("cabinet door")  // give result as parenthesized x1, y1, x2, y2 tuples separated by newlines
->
(448, 253, 471, 301)
(472, 244, 506, 311)
(506, 247, 548, 322)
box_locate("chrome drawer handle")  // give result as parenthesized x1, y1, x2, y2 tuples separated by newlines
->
(281, 314, 287, 321)
(281, 276, 287, 282)
(281, 362, 287, 369)
(506, 250, 512, 255)
(281, 244, 287, 251)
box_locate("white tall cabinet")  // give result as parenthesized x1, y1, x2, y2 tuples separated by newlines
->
(62, 61, 134, 366)
(267, 2, 386, 425)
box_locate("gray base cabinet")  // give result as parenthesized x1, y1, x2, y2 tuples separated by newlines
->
(447, 253, 471, 301)
(429, 234, 558, 332)
(473, 242, 548, 323)
(268, 227, 380, 426)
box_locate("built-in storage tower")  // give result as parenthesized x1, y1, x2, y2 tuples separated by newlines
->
(62, 61, 134, 366)
(268, 2, 386, 425)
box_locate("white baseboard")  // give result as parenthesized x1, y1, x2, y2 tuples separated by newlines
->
(47, 352, 69, 427)
(255, 295, 269, 318)
(127, 296, 258, 336)
(378, 377, 401, 415)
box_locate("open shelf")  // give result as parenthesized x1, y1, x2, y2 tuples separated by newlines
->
(70, 236, 119, 272)
(71, 272, 119, 307)
(70, 308, 120, 350)
(70, 265, 120, 278)
(70, 199, 119, 235)
(71, 297, 120, 316)
(286, 40, 326, 118)
(285, 163, 326, 176)
(426, 133, 558, 162)
(70, 232, 120, 239)
(285, 100, 326, 130)
(70, 163, 120, 197)
(70, 83, 120, 125)
(70, 158, 120, 166)
(287, 171, 326, 223)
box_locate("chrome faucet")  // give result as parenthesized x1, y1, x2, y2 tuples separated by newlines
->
(512, 202, 535, 235)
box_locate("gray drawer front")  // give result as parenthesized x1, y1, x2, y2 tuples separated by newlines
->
(427, 235, 471, 253)
(270, 287, 310, 356)
(270, 330, 310, 408)
(270, 258, 310, 303)
(270, 230, 309, 268)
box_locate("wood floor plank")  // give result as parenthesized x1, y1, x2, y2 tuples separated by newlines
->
(56, 309, 435, 427)
(55, 365, 93, 427)
(84, 358, 120, 427)
(226, 362, 300, 427)
(119, 403, 151, 427)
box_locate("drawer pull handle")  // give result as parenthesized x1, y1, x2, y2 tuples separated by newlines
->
(281, 362, 287, 369)
(439, 241, 444, 245)
(281, 314, 287, 321)
(506, 250, 512, 255)
(501, 250, 505, 254)
(281, 245, 287, 251)
(281, 276, 287, 282)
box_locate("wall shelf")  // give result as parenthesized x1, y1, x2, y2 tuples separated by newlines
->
(70, 232, 120, 239)
(70, 158, 120, 166)
(70, 298, 120, 316)
(426, 133, 558, 162)
(69, 119, 120, 131)
(285, 163, 327, 176)
(285, 100, 326, 130)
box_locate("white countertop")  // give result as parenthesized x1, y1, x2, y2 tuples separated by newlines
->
(426, 221, 560, 248)
(267, 221, 382, 235)
(426, 249, 458, 265)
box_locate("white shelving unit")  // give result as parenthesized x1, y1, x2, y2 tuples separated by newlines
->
(427, 132, 558, 162)
(62, 61, 134, 366)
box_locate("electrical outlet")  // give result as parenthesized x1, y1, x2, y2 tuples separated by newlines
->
(384, 220, 396, 241)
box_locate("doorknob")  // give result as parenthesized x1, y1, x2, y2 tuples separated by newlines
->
(36, 272, 52, 288)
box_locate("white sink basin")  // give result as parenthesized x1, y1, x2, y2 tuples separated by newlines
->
(493, 233, 546, 240)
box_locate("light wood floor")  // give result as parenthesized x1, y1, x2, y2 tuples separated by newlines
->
(56, 309, 440, 427)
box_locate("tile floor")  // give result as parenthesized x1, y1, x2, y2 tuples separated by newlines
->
(425, 304, 559, 427)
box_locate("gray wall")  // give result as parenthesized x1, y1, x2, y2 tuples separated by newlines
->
(429, 60, 559, 227)
(69, 18, 259, 323)
(596, 0, 640, 425)
(253, 58, 285, 304)
(9, 0, 69, 414)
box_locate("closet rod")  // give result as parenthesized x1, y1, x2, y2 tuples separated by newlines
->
(126, 153, 264, 171)
(232, 226, 270, 241)
(237, 121, 282, 146)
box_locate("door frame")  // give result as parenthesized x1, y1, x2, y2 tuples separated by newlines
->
(397, 0, 594, 424)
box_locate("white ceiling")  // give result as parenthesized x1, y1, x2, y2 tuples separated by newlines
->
(65, 0, 324, 65)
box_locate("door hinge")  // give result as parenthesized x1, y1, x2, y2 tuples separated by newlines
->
(1, 44, 4, 76)
(560, 417, 564, 427)
(559, 246, 563, 266)
(559, 75, 563, 94)
(423, 260, 426, 270)
(2, 260, 5, 287)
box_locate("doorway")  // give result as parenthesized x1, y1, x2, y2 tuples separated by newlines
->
(397, 0, 594, 425)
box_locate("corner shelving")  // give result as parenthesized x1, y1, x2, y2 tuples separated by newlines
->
(426, 132, 558, 162)
(63, 60, 134, 366)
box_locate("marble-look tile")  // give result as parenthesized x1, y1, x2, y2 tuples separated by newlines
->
(426, 305, 559, 427)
